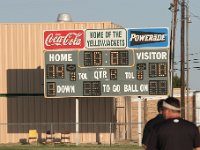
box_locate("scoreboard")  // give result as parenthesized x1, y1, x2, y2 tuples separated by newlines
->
(44, 49, 169, 98)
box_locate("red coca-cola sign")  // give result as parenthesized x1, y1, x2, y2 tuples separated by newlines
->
(44, 30, 85, 50)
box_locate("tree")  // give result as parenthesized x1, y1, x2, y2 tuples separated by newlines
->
(173, 73, 181, 88)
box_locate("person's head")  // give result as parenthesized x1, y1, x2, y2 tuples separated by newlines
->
(162, 97, 181, 119)
(157, 99, 165, 114)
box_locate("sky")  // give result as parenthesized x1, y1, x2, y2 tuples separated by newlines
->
(0, 0, 200, 91)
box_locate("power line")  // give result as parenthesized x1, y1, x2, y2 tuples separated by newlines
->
(190, 11, 200, 20)
(187, 1, 200, 20)
(174, 51, 200, 58)
(177, 2, 200, 21)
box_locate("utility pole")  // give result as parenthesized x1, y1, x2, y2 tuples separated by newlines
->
(186, 0, 191, 120)
(181, 0, 186, 118)
(169, 0, 178, 96)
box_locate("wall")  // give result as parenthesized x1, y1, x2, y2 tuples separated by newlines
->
(0, 22, 121, 143)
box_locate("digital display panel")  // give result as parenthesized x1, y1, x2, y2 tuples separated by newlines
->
(110, 69, 117, 80)
(46, 64, 64, 79)
(149, 63, 167, 77)
(83, 81, 101, 96)
(47, 82, 56, 97)
(110, 51, 129, 65)
(149, 80, 167, 95)
(84, 51, 102, 66)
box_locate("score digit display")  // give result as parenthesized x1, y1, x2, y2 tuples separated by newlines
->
(149, 63, 167, 77)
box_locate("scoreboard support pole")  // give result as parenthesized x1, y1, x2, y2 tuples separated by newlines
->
(138, 96, 142, 146)
(76, 98, 80, 145)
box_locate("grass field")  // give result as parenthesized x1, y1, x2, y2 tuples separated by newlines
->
(0, 144, 143, 150)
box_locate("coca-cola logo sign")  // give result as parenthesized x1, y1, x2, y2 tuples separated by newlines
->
(44, 30, 85, 50)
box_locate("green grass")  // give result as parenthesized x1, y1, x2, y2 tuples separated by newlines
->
(0, 144, 143, 150)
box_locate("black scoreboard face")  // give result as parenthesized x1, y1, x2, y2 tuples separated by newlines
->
(44, 49, 169, 98)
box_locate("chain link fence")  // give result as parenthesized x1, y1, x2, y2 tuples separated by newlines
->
(1, 99, 200, 146)
(0, 122, 145, 145)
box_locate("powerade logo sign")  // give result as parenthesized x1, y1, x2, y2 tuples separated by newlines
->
(127, 28, 169, 48)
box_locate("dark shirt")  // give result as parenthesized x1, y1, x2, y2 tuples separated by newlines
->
(142, 114, 164, 146)
(147, 118, 200, 150)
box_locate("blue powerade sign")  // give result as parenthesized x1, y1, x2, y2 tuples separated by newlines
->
(127, 28, 169, 48)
